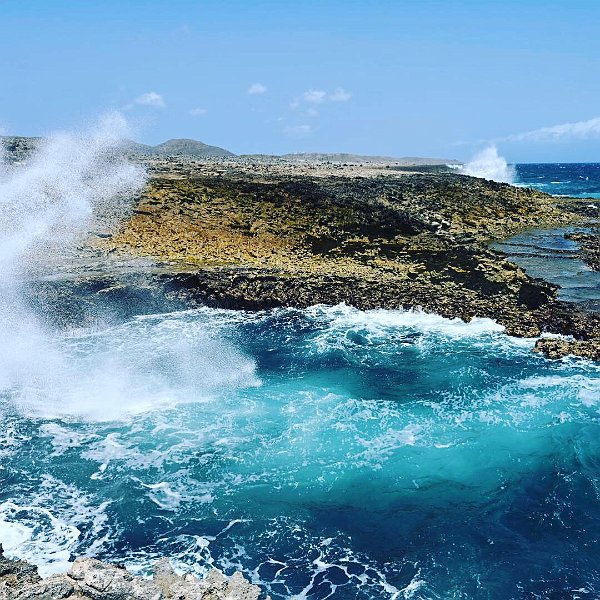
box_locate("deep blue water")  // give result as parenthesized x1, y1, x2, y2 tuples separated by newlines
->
(0, 164, 599, 600)
(515, 163, 600, 199)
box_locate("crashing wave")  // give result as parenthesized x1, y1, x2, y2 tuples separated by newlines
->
(459, 145, 515, 183)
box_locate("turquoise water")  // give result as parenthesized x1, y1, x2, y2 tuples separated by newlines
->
(1, 305, 600, 599)
(0, 158, 599, 599)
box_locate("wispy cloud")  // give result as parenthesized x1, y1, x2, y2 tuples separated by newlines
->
(189, 107, 208, 116)
(303, 90, 327, 104)
(247, 83, 267, 95)
(296, 87, 352, 108)
(133, 92, 166, 108)
(284, 124, 312, 136)
(328, 87, 352, 102)
(501, 116, 600, 142)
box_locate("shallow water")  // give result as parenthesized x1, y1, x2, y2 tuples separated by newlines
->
(492, 227, 600, 311)
(1, 304, 599, 599)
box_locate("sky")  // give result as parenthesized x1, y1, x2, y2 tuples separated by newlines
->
(1, 0, 600, 162)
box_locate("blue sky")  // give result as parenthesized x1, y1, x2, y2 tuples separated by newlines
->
(1, 0, 600, 161)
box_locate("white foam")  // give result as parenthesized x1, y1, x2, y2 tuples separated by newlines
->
(308, 303, 504, 338)
(0, 114, 153, 422)
(0, 501, 80, 577)
(3, 310, 260, 422)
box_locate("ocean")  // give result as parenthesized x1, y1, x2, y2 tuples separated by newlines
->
(0, 159, 599, 599)
(515, 163, 600, 199)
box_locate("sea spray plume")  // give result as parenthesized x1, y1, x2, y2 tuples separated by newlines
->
(459, 145, 515, 184)
(0, 112, 145, 274)
(0, 113, 146, 409)
(0, 114, 258, 420)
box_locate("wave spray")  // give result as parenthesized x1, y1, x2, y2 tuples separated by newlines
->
(0, 114, 146, 417)
(459, 145, 515, 183)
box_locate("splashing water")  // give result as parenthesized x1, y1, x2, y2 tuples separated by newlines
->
(1, 121, 600, 600)
(0, 304, 598, 598)
(0, 113, 144, 272)
(460, 145, 515, 183)
(0, 115, 137, 417)
(0, 115, 259, 421)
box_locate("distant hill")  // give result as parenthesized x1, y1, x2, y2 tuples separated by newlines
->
(276, 153, 460, 165)
(123, 138, 235, 159)
(152, 138, 235, 158)
(1, 136, 235, 161)
(2, 136, 458, 165)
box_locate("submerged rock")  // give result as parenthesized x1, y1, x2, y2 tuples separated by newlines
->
(0, 546, 265, 600)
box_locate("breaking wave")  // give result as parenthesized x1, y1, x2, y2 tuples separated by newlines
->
(459, 145, 515, 183)
(1, 303, 599, 598)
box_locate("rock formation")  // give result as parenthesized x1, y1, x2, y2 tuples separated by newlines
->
(0, 545, 265, 600)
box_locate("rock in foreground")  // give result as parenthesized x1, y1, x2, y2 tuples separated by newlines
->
(0, 546, 265, 600)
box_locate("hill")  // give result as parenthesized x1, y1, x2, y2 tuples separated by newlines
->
(151, 138, 235, 158)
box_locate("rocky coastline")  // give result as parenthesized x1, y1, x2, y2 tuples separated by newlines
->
(5, 137, 599, 361)
(3, 150, 600, 598)
(11, 153, 596, 361)
(0, 545, 265, 600)
(82, 159, 598, 360)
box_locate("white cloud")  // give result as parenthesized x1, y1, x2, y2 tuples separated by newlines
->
(502, 116, 600, 143)
(189, 107, 208, 116)
(306, 107, 319, 118)
(133, 92, 166, 108)
(303, 89, 327, 104)
(298, 87, 352, 108)
(284, 124, 312, 136)
(248, 83, 267, 95)
(328, 87, 351, 102)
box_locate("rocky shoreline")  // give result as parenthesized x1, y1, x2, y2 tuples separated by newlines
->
(565, 228, 600, 271)
(0, 545, 265, 600)
(85, 160, 598, 360)
(9, 147, 600, 361)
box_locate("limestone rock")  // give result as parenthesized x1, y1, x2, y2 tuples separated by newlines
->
(534, 337, 600, 361)
(0, 546, 265, 600)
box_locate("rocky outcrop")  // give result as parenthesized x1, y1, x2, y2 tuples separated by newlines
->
(0, 546, 265, 600)
(88, 168, 598, 359)
(534, 337, 600, 361)
(565, 229, 600, 271)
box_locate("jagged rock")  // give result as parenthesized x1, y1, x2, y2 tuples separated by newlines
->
(0, 546, 264, 600)
(13, 159, 599, 361)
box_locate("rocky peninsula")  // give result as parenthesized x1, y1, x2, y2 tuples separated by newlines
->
(80, 155, 597, 361)
(1, 138, 591, 361)
(2, 141, 600, 599)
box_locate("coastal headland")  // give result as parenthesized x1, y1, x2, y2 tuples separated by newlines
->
(1, 140, 599, 598)
(97, 155, 598, 360)
(5, 136, 600, 362)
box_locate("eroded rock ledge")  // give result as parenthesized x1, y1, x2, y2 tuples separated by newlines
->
(0, 546, 265, 600)
(18, 158, 599, 361)
(94, 167, 598, 360)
